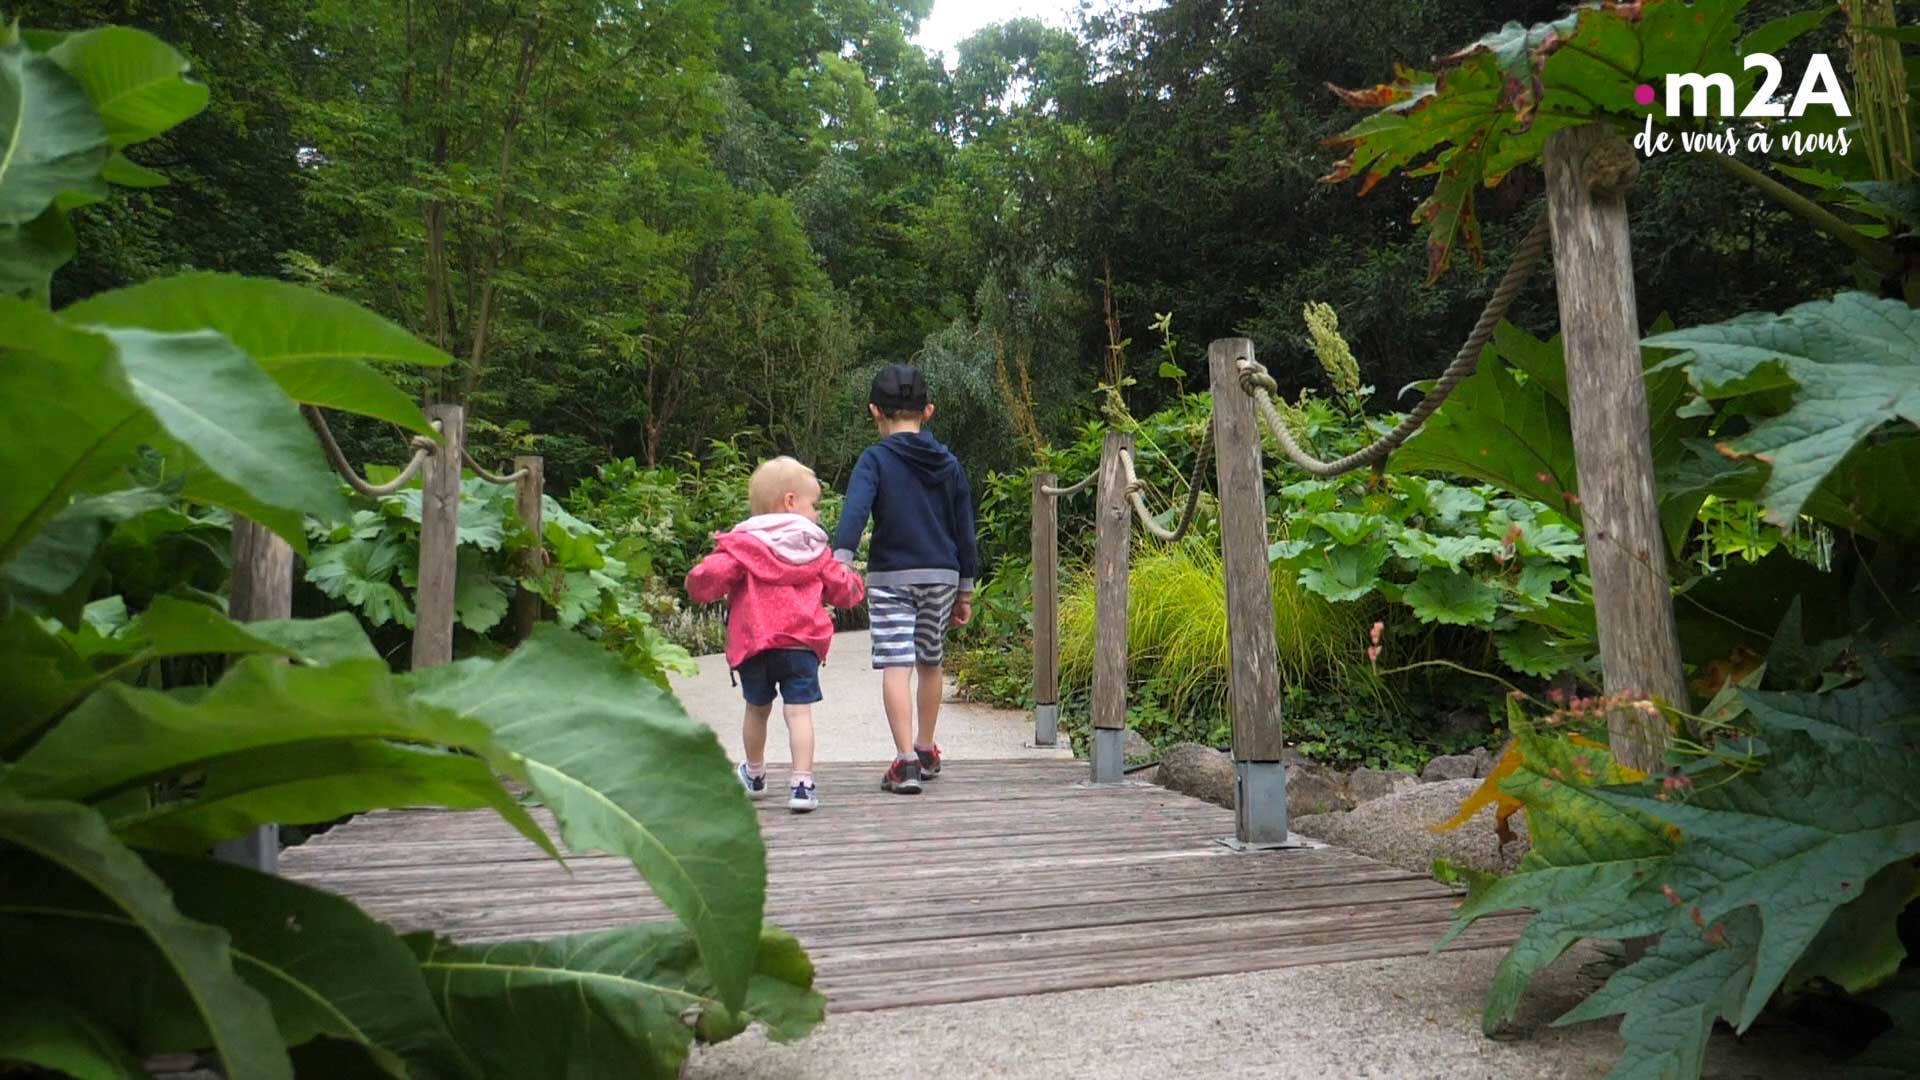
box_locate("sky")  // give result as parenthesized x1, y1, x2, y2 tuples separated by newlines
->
(910, 0, 1084, 66)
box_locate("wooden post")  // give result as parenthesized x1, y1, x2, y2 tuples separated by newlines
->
(510, 454, 545, 643)
(412, 403, 463, 670)
(214, 517, 291, 874)
(1209, 339, 1289, 846)
(1543, 124, 1687, 773)
(1030, 472, 1061, 747)
(1090, 433, 1131, 783)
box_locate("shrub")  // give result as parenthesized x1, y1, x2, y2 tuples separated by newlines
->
(1057, 539, 1380, 741)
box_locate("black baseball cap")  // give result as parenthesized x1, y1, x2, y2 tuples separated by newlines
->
(870, 364, 928, 412)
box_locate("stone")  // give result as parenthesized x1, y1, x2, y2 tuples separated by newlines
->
(1293, 779, 1532, 877)
(1471, 745, 1499, 778)
(1123, 729, 1153, 761)
(1154, 742, 1235, 809)
(1419, 753, 1478, 783)
(1285, 760, 1353, 817)
(1347, 766, 1419, 804)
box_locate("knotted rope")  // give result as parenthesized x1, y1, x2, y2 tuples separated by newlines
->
(460, 446, 530, 486)
(1118, 426, 1213, 542)
(1236, 208, 1553, 478)
(305, 406, 438, 497)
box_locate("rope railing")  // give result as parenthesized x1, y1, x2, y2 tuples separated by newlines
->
(1118, 426, 1212, 543)
(460, 446, 530, 486)
(304, 405, 437, 497)
(1235, 207, 1553, 479)
(1039, 472, 1097, 498)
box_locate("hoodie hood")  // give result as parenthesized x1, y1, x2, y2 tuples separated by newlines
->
(875, 430, 958, 486)
(716, 514, 831, 583)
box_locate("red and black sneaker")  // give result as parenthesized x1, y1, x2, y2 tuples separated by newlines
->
(917, 744, 942, 780)
(881, 758, 923, 794)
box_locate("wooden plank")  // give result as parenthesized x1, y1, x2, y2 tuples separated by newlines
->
(820, 918, 1525, 1012)
(412, 403, 463, 670)
(1208, 338, 1285, 764)
(1542, 125, 1687, 771)
(280, 756, 1512, 1014)
(509, 454, 544, 642)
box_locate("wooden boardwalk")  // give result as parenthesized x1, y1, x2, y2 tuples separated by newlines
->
(282, 759, 1523, 1012)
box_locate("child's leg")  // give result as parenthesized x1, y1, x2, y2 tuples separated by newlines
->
(912, 584, 959, 750)
(742, 703, 773, 772)
(882, 667, 915, 756)
(914, 662, 943, 747)
(785, 703, 815, 776)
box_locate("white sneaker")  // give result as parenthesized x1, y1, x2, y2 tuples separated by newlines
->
(788, 780, 818, 813)
(737, 762, 769, 799)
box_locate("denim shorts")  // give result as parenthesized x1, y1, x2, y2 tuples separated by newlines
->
(737, 648, 822, 706)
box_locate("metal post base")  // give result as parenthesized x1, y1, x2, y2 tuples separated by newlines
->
(1091, 727, 1124, 783)
(1229, 760, 1290, 847)
(1030, 702, 1059, 748)
(213, 825, 279, 874)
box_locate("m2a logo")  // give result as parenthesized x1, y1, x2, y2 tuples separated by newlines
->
(1646, 53, 1852, 118)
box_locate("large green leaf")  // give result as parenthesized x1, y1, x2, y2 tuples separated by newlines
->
(5, 654, 558, 862)
(1323, 1, 1751, 274)
(409, 626, 767, 1011)
(0, 794, 290, 1078)
(1404, 567, 1500, 626)
(64, 274, 452, 435)
(0, 203, 75, 298)
(1435, 729, 1676, 1033)
(411, 923, 822, 1079)
(0, 299, 346, 564)
(1783, 859, 1919, 995)
(1595, 726, 1920, 1027)
(0, 995, 143, 1079)
(0, 42, 108, 225)
(1555, 908, 1763, 1080)
(1392, 349, 1580, 520)
(43, 27, 207, 149)
(454, 546, 510, 633)
(2, 487, 173, 622)
(1646, 293, 1920, 527)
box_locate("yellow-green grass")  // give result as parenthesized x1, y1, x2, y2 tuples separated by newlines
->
(1058, 538, 1380, 724)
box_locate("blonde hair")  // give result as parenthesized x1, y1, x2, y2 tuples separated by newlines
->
(747, 456, 819, 515)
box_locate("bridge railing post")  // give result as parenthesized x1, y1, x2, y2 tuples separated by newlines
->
(413, 403, 464, 670)
(1543, 125, 1685, 771)
(511, 453, 547, 643)
(213, 515, 291, 874)
(1090, 432, 1131, 783)
(1030, 471, 1060, 747)
(1209, 339, 1289, 847)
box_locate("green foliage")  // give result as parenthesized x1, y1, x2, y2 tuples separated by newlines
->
(1440, 662, 1920, 1077)
(1322, 0, 1771, 279)
(0, 23, 816, 1076)
(1057, 539, 1376, 747)
(1647, 292, 1920, 538)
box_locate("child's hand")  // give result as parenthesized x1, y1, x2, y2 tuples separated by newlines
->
(952, 595, 973, 627)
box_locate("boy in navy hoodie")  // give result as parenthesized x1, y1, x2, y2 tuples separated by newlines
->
(831, 365, 978, 794)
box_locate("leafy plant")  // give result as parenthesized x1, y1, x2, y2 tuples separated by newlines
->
(0, 23, 817, 1077)
(1435, 664, 1920, 1077)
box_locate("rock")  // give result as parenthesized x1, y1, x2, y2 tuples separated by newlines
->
(1471, 745, 1499, 778)
(1293, 778, 1531, 876)
(1285, 760, 1353, 816)
(1419, 753, 1478, 783)
(1154, 742, 1235, 808)
(1347, 766, 1419, 804)
(1123, 729, 1153, 761)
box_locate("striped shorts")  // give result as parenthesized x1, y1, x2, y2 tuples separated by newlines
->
(868, 583, 958, 668)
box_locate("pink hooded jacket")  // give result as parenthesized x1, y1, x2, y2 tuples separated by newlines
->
(684, 513, 866, 670)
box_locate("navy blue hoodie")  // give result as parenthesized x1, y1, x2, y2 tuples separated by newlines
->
(831, 430, 978, 592)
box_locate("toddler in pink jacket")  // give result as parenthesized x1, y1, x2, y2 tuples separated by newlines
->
(685, 456, 865, 812)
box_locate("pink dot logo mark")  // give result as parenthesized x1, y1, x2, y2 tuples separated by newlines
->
(1633, 83, 1657, 107)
